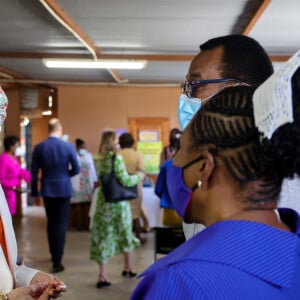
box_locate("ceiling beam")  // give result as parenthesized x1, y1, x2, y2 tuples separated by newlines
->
(39, 0, 101, 59)
(242, 0, 272, 35)
(0, 78, 181, 86)
(39, 0, 124, 83)
(0, 51, 290, 62)
(270, 56, 292, 62)
(107, 69, 127, 83)
(0, 65, 27, 79)
(0, 65, 56, 90)
(0, 51, 195, 61)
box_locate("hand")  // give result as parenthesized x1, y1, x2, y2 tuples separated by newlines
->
(7, 281, 49, 300)
(13, 187, 22, 194)
(94, 181, 100, 189)
(30, 272, 67, 298)
(137, 171, 146, 181)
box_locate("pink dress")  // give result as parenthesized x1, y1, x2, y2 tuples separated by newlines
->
(0, 152, 31, 215)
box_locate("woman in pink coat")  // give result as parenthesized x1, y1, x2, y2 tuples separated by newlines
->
(0, 135, 30, 215)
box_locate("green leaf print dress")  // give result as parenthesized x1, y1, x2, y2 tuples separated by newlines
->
(90, 152, 141, 264)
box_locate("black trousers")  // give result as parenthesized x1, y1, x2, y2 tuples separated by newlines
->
(43, 197, 71, 264)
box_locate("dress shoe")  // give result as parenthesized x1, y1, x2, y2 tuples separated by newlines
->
(51, 263, 65, 273)
(96, 280, 111, 288)
(122, 270, 137, 278)
(138, 237, 147, 245)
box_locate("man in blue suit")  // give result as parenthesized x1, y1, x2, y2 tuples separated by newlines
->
(31, 118, 80, 273)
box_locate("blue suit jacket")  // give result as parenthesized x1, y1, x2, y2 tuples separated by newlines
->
(31, 136, 80, 198)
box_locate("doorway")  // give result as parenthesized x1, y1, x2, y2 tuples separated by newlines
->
(128, 117, 170, 182)
(128, 117, 170, 148)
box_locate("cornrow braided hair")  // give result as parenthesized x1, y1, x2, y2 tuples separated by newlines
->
(191, 86, 259, 180)
(190, 86, 282, 204)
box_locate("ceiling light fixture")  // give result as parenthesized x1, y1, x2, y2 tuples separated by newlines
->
(42, 110, 52, 116)
(43, 59, 147, 70)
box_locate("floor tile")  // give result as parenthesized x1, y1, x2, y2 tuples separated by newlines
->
(15, 207, 156, 300)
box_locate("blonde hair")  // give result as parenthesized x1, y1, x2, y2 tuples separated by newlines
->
(98, 130, 117, 158)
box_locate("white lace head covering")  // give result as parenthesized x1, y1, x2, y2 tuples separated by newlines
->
(0, 86, 8, 127)
(253, 50, 300, 139)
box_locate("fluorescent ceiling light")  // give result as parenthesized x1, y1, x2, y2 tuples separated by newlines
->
(42, 110, 52, 116)
(43, 59, 147, 69)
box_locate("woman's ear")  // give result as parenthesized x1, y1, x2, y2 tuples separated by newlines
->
(196, 151, 215, 191)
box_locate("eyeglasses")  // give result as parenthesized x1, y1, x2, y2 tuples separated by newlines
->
(181, 78, 248, 98)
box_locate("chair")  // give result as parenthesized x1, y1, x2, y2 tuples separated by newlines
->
(153, 226, 185, 261)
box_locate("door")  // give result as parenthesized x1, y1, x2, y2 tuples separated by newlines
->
(128, 117, 170, 148)
(128, 117, 170, 183)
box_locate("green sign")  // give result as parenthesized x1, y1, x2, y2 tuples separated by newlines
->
(137, 141, 162, 174)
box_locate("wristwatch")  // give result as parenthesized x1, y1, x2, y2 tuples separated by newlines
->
(0, 293, 8, 300)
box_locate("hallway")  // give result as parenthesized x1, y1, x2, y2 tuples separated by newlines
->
(14, 206, 155, 300)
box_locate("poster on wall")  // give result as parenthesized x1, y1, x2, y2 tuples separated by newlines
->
(138, 130, 159, 142)
(116, 128, 128, 137)
(137, 141, 162, 174)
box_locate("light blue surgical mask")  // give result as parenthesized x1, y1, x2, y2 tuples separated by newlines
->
(178, 92, 218, 130)
(178, 94, 202, 130)
(79, 149, 87, 156)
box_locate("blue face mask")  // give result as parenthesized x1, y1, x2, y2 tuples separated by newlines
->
(166, 156, 204, 219)
(178, 94, 202, 130)
(79, 149, 87, 156)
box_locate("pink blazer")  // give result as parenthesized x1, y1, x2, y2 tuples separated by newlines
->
(0, 152, 31, 215)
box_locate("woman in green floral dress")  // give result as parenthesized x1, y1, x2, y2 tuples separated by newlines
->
(90, 130, 144, 288)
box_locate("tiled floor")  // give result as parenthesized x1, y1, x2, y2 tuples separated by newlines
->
(14, 206, 156, 300)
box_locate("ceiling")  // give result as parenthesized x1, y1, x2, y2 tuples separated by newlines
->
(0, 0, 299, 88)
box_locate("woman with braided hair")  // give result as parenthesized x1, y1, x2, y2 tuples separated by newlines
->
(131, 62, 300, 299)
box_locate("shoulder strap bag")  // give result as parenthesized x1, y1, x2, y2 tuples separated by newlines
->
(100, 154, 138, 203)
